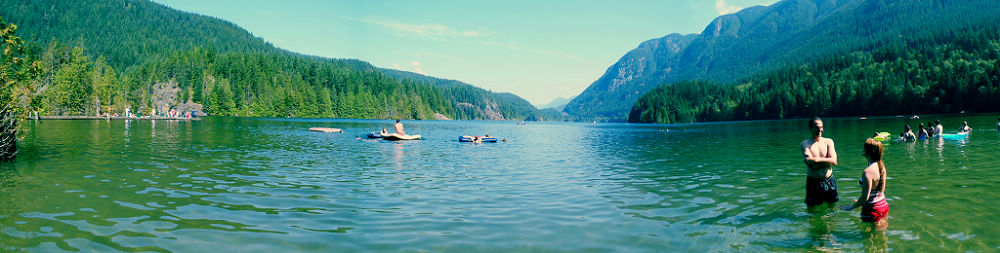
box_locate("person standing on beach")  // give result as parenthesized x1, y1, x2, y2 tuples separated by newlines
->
(801, 117, 839, 207)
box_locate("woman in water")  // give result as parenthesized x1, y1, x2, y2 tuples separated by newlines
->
(899, 125, 916, 141)
(842, 138, 889, 229)
(925, 121, 936, 138)
(917, 123, 928, 140)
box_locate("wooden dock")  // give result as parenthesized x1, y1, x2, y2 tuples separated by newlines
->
(38, 116, 201, 120)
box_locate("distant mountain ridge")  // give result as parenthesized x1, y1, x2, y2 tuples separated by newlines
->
(564, 33, 697, 119)
(537, 95, 576, 111)
(0, 0, 546, 120)
(565, 0, 1000, 119)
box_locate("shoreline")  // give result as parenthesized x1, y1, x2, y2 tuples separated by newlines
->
(37, 116, 201, 120)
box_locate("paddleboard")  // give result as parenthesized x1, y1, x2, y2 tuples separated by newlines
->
(383, 133, 421, 140)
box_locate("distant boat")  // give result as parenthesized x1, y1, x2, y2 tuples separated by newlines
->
(859, 117, 868, 120)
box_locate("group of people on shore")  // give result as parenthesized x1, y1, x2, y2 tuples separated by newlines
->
(104, 107, 194, 118)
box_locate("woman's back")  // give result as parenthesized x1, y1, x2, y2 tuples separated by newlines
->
(864, 172, 885, 204)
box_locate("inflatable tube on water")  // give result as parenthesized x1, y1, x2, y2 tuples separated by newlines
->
(367, 132, 384, 139)
(873, 132, 892, 141)
(940, 132, 969, 140)
(459, 136, 498, 142)
(310, 127, 343, 133)
(383, 133, 421, 140)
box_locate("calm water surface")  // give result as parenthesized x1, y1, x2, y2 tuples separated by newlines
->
(2, 115, 999, 252)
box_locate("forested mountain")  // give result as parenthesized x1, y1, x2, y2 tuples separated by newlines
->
(629, 28, 1000, 123)
(1, 0, 275, 69)
(0, 0, 545, 120)
(567, 0, 1000, 120)
(564, 33, 697, 120)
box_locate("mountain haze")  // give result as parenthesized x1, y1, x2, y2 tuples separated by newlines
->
(565, 0, 1000, 119)
(538, 96, 576, 111)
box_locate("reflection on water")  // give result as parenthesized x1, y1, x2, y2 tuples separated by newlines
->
(807, 210, 838, 252)
(0, 163, 16, 191)
(391, 142, 404, 170)
(863, 224, 890, 253)
(2, 115, 999, 251)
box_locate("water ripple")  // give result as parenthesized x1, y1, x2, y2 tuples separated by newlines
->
(3, 117, 1000, 251)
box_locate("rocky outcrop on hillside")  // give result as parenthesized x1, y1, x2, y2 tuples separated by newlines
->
(150, 80, 205, 116)
(456, 101, 506, 121)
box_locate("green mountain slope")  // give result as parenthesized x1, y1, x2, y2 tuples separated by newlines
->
(567, 0, 1000, 120)
(629, 28, 1000, 123)
(1, 0, 274, 69)
(0, 0, 544, 120)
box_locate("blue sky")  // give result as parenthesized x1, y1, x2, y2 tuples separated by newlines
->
(152, 0, 779, 106)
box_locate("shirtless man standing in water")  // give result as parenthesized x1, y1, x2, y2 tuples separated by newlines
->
(801, 117, 839, 207)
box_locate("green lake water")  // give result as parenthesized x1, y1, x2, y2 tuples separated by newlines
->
(1, 115, 999, 252)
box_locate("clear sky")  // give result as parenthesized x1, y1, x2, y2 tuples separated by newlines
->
(152, 0, 779, 106)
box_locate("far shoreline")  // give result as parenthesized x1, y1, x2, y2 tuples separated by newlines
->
(37, 116, 200, 121)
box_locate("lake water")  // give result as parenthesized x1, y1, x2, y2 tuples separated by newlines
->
(2, 115, 999, 252)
